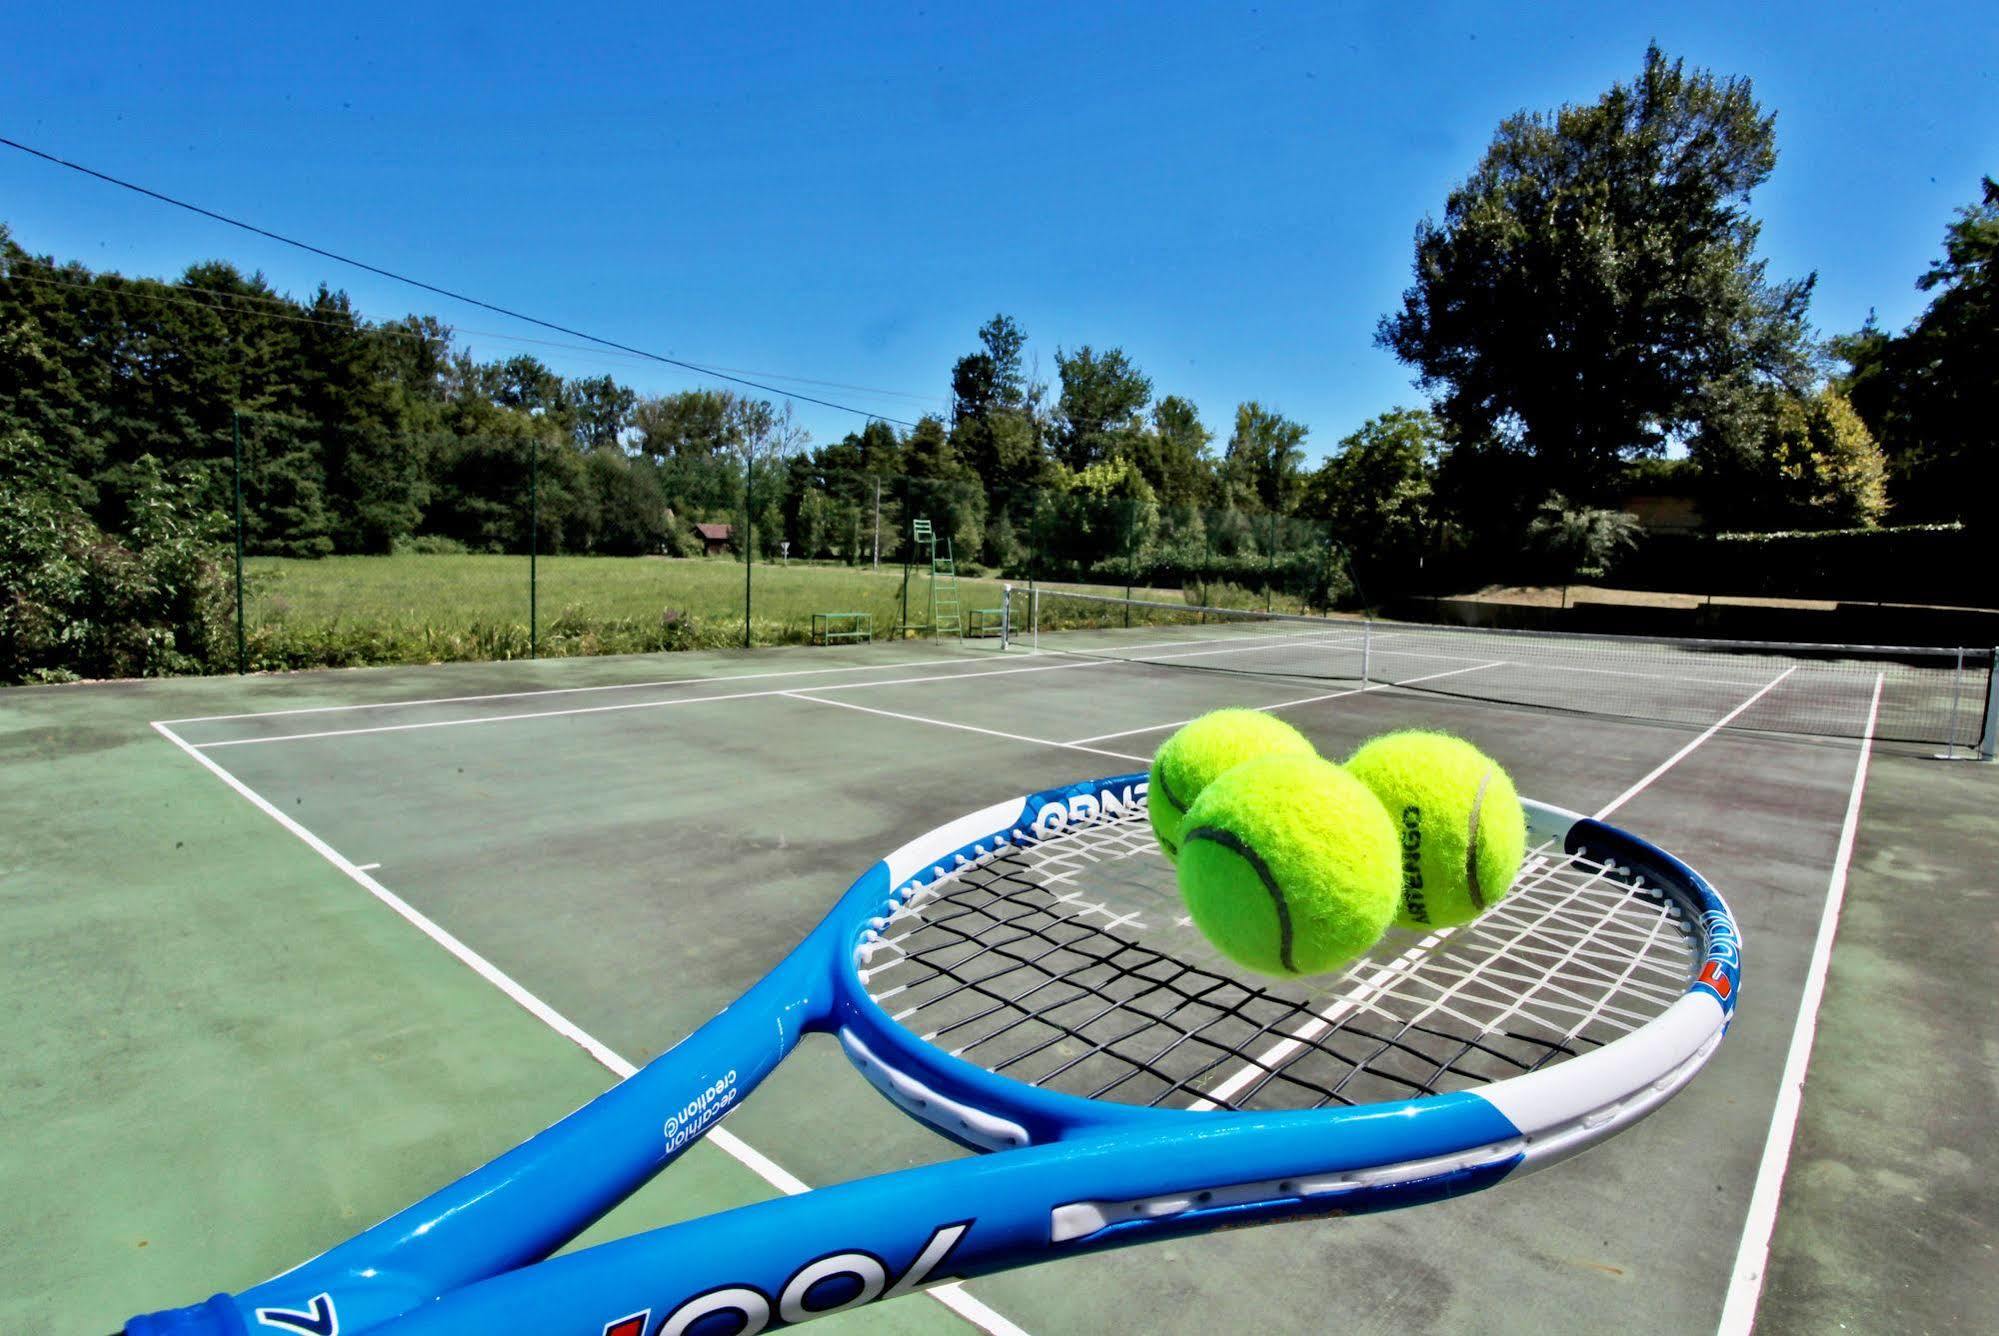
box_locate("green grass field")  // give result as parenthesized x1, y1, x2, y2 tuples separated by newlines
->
(240, 554, 1229, 670)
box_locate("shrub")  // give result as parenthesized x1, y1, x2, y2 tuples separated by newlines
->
(1, 432, 234, 683)
(393, 533, 472, 556)
(1525, 493, 1642, 583)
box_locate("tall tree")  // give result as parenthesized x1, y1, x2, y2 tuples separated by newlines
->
(1377, 44, 1814, 503)
(903, 415, 960, 478)
(1148, 395, 1214, 506)
(297, 286, 423, 552)
(566, 374, 637, 452)
(1223, 402, 1308, 512)
(1302, 408, 1440, 572)
(1834, 178, 1998, 525)
(950, 315, 1043, 494)
(1053, 345, 1152, 470)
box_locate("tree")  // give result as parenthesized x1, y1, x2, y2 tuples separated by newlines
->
(296, 286, 425, 552)
(1377, 44, 1814, 504)
(567, 374, 637, 452)
(793, 486, 835, 559)
(1223, 402, 1308, 513)
(585, 448, 669, 555)
(1148, 396, 1214, 507)
(1302, 408, 1440, 580)
(631, 389, 745, 518)
(950, 315, 1047, 498)
(478, 354, 569, 419)
(1718, 385, 1888, 529)
(1835, 178, 1998, 525)
(903, 415, 959, 478)
(1053, 346, 1151, 470)
(1525, 494, 1642, 585)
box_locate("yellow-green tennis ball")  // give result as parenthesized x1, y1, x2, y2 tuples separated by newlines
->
(1344, 731, 1527, 930)
(1175, 754, 1400, 976)
(1147, 709, 1318, 861)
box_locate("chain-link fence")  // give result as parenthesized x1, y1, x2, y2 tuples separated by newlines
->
(226, 412, 1352, 673)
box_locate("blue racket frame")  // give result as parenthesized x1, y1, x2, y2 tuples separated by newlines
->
(127, 773, 1739, 1336)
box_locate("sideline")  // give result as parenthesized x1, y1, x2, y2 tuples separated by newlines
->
(1716, 674, 1886, 1334)
(149, 719, 1029, 1336)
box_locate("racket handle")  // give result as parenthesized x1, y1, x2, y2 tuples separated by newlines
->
(124, 954, 829, 1336)
(374, 1096, 1516, 1333)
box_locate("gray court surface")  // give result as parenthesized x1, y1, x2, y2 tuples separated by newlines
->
(4, 623, 1993, 1334)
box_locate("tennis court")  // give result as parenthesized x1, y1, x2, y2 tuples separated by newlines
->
(6, 601, 1995, 1334)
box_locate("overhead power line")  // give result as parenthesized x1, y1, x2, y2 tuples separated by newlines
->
(1, 256, 947, 410)
(0, 136, 922, 428)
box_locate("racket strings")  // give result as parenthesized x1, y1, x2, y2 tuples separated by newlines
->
(860, 808, 1698, 1113)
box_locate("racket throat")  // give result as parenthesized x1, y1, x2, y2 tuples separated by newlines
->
(840, 1028, 1031, 1150)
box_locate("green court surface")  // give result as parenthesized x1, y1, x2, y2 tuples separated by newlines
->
(3, 626, 1993, 1334)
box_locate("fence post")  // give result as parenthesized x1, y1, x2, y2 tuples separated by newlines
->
(529, 436, 539, 659)
(1266, 511, 1277, 612)
(872, 475, 881, 572)
(743, 452, 754, 650)
(232, 411, 246, 674)
(1124, 498, 1135, 628)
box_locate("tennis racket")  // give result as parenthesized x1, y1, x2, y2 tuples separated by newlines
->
(124, 771, 1740, 1336)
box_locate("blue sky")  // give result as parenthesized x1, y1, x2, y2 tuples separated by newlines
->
(3, 1, 1993, 460)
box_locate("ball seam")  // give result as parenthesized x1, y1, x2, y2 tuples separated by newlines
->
(1153, 766, 1190, 818)
(1181, 824, 1297, 974)
(1465, 768, 1492, 911)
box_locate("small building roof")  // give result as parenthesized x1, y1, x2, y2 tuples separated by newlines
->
(692, 522, 734, 540)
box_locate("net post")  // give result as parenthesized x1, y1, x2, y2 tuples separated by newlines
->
(999, 584, 1012, 652)
(1941, 646, 1967, 758)
(1981, 647, 1999, 762)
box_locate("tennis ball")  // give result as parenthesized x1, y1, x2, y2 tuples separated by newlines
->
(1175, 753, 1400, 977)
(1147, 709, 1318, 861)
(1343, 731, 1526, 930)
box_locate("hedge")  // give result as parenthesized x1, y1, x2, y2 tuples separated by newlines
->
(1614, 523, 1995, 607)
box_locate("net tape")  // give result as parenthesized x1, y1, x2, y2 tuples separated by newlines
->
(1015, 587, 1994, 749)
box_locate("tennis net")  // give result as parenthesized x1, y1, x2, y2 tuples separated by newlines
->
(1005, 587, 1997, 752)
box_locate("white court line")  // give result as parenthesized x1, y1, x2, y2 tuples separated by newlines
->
(159, 652, 990, 724)
(1717, 673, 1884, 1336)
(186, 658, 1121, 748)
(1307, 642, 1771, 690)
(148, 720, 1026, 1336)
(1062, 661, 1507, 745)
(1592, 667, 1797, 820)
(782, 691, 1150, 765)
(191, 682, 834, 747)
(163, 618, 1363, 727)
(184, 628, 1375, 750)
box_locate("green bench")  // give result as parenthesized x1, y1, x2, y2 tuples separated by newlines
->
(811, 611, 873, 645)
